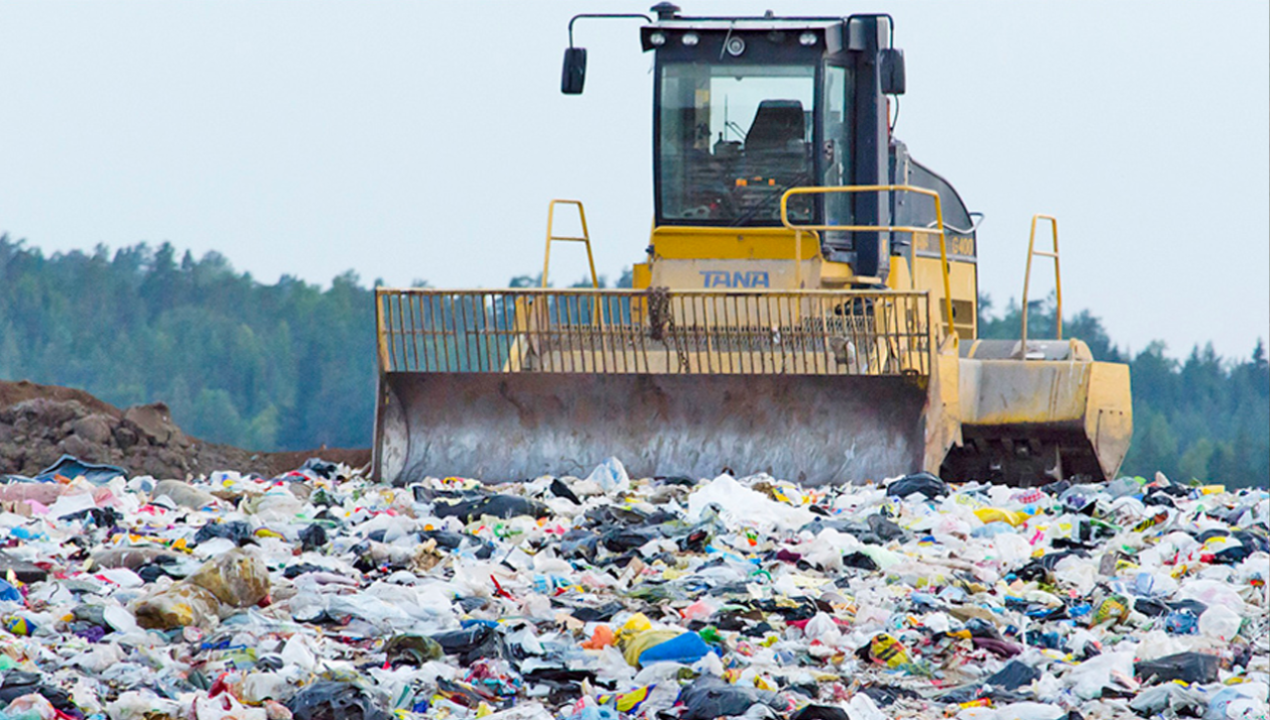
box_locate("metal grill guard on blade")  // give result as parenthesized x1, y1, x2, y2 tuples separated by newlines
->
(372, 287, 958, 485)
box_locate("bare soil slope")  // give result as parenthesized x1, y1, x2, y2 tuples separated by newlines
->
(0, 380, 370, 479)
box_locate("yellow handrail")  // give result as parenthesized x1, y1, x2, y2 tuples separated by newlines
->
(779, 184, 955, 339)
(375, 285, 391, 375)
(542, 199, 599, 289)
(1021, 214, 1062, 346)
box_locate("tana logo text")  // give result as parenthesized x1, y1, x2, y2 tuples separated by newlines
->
(699, 270, 771, 288)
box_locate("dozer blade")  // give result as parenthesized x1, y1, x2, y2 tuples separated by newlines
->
(372, 288, 959, 486)
(377, 372, 931, 484)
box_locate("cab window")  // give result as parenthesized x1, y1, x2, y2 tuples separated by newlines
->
(659, 63, 816, 225)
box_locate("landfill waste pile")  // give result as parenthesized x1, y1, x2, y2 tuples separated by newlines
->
(0, 380, 368, 481)
(0, 454, 1264, 720)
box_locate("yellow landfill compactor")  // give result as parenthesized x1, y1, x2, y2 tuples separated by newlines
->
(373, 5, 1132, 486)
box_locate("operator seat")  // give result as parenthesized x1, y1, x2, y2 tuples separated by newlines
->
(745, 100, 805, 151)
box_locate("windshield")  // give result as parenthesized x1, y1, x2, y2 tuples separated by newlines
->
(659, 62, 816, 225)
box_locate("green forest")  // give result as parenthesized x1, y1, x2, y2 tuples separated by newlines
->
(1, 235, 1266, 487)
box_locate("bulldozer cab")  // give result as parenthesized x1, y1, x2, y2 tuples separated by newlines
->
(645, 16, 885, 232)
(645, 12, 904, 280)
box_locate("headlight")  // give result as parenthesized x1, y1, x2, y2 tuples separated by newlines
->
(799, 32, 817, 46)
(650, 32, 667, 46)
(682, 32, 699, 46)
(725, 36, 745, 56)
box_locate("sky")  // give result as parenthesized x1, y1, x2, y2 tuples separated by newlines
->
(0, 1, 1266, 360)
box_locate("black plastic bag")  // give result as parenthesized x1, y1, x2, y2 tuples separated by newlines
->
(568, 601, 624, 623)
(287, 682, 390, 720)
(299, 458, 339, 479)
(431, 624, 499, 664)
(1135, 652, 1220, 685)
(798, 514, 906, 546)
(549, 478, 581, 505)
(678, 675, 785, 720)
(194, 520, 254, 546)
(559, 530, 600, 561)
(867, 514, 907, 542)
(1133, 598, 1169, 617)
(842, 551, 879, 570)
(419, 529, 494, 559)
(790, 705, 848, 720)
(433, 494, 548, 522)
(601, 526, 663, 553)
(859, 684, 919, 707)
(886, 472, 950, 499)
(983, 660, 1040, 691)
(0, 671, 83, 718)
(284, 563, 334, 579)
(299, 524, 328, 551)
(62, 507, 122, 528)
(963, 617, 1002, 640)
(1234, 530, 1269, 553)
(136, 555, 187, 582)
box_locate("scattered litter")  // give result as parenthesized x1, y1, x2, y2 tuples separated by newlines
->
(0, 457, 1258, 720)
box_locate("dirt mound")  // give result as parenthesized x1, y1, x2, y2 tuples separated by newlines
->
(0, 379, 370, 479)
(257, 448, 374, 477)
(0, 380, 123, 417)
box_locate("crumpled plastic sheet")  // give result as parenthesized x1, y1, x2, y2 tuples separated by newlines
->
(0, 458, 1261, 720)
(0, 454, 128, 485)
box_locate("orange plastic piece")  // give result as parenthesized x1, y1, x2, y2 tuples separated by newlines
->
(581, 624, 615, 649)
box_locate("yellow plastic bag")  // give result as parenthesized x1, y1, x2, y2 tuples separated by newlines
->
(131, 583, 221, 630)
(597, 685, 653, 712)
(622, 629, 681, 667)
(187, 548, 270, 608)
(975, 507, 1026, 527)
(617, 612, 652, 643)
(869, 633, 910, 668)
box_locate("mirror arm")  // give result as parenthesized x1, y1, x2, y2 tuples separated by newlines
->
(567, 13, 653, 47)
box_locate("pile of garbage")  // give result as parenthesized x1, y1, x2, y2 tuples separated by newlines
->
(0, 455, 1264, 720)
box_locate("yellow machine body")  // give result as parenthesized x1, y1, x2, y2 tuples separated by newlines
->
(370, 10, 1132, 486)
(373, 194, 1132, 485)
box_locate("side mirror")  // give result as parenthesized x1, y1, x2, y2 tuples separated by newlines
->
(879, 48, 905, 95)
(561, 47, 588, 95)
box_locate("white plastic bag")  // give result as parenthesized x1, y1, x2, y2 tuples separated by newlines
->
(585, 457, 630, 493)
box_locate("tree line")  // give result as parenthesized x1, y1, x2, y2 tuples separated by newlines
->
(1, 236, 1265, 487)
(0, 237, 372, 451)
